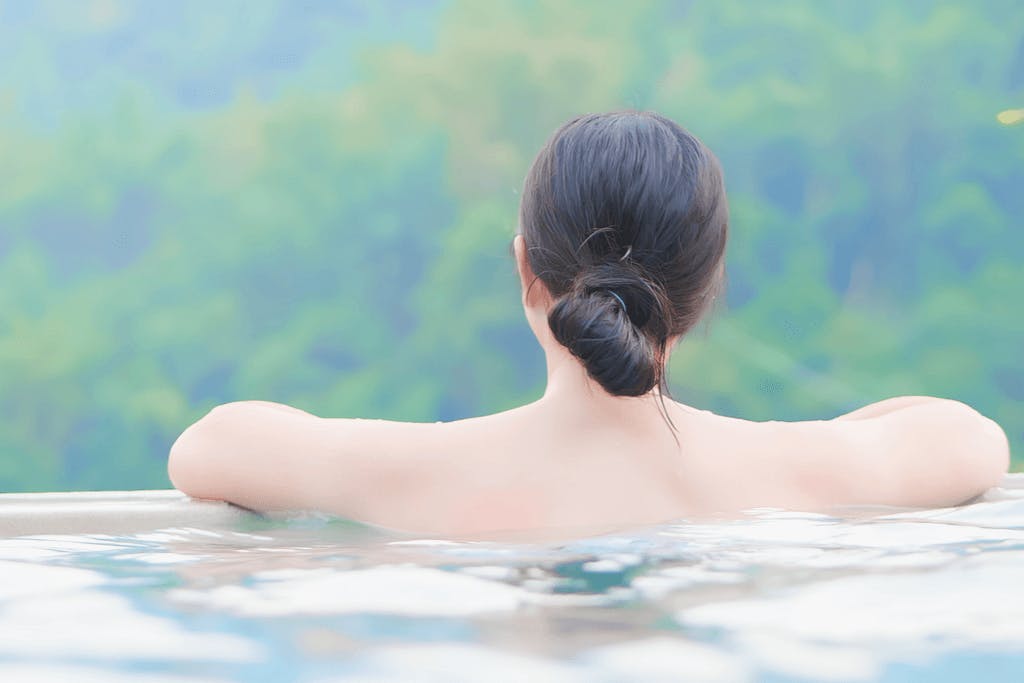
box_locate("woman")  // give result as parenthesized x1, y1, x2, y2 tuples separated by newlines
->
(168, 111, 1010, 536)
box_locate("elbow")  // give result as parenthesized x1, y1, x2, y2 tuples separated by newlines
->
(856, 400, 1011, 508)
(167, 404, 240, 500)
(943, 401, 1011, 496)
(975, 413, 1011, 490)
(167, 417, 214, 500)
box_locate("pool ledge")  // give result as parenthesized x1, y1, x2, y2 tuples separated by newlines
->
(0, 474, 1021, 538)
(0, 490, 253, 537)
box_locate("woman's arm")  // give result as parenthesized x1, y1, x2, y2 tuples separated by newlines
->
(168, 401, 324, 510)
(804, 398, 1011, 508)
(167, 401, 433, 516)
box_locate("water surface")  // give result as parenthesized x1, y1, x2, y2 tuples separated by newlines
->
(2, 479, 1023, 682)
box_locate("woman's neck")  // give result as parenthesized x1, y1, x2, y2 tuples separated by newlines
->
(536, 342, 674, 427)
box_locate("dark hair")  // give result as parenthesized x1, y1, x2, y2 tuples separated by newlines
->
(519, 111, 729, 397)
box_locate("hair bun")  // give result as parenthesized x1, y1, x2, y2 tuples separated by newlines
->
(520, 110, 729, 399)
(547, 266, 666, 397)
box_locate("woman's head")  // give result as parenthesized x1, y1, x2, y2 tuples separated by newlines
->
(516, 111, 728, 397)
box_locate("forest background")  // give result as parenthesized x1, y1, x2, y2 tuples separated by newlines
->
(1, 0, 1022, 491)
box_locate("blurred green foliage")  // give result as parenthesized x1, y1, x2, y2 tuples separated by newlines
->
(0, 0, 1021, 491)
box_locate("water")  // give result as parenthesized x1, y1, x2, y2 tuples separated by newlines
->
(2, 480, 1024, 682)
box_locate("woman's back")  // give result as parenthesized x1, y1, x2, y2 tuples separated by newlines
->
(169, 396, 696, 536)
(168, 393, 1008, 537)
(167, 110, 1010, 536)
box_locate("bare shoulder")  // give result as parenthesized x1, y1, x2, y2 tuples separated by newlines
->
(843, 398, 1009, 506)
(688, 398, 1009, 510)
(169, 402, 428, 505)
(167, 400, 534, 531)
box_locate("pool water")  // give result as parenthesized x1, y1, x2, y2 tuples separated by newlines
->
(2, 479, 1023, 682)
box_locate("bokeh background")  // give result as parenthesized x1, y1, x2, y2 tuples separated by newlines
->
(1, 0, 1021, 491)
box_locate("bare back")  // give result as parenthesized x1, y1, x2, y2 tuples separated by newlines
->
(168, 395, 1009, 537)
(167, 111, 1011, 537)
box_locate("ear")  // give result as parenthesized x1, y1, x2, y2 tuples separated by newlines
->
(514, 233, 552, 309)
(513, 234, 533, 302)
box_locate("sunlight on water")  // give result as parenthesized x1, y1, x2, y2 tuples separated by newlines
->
(1, 478, 1023, 682)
